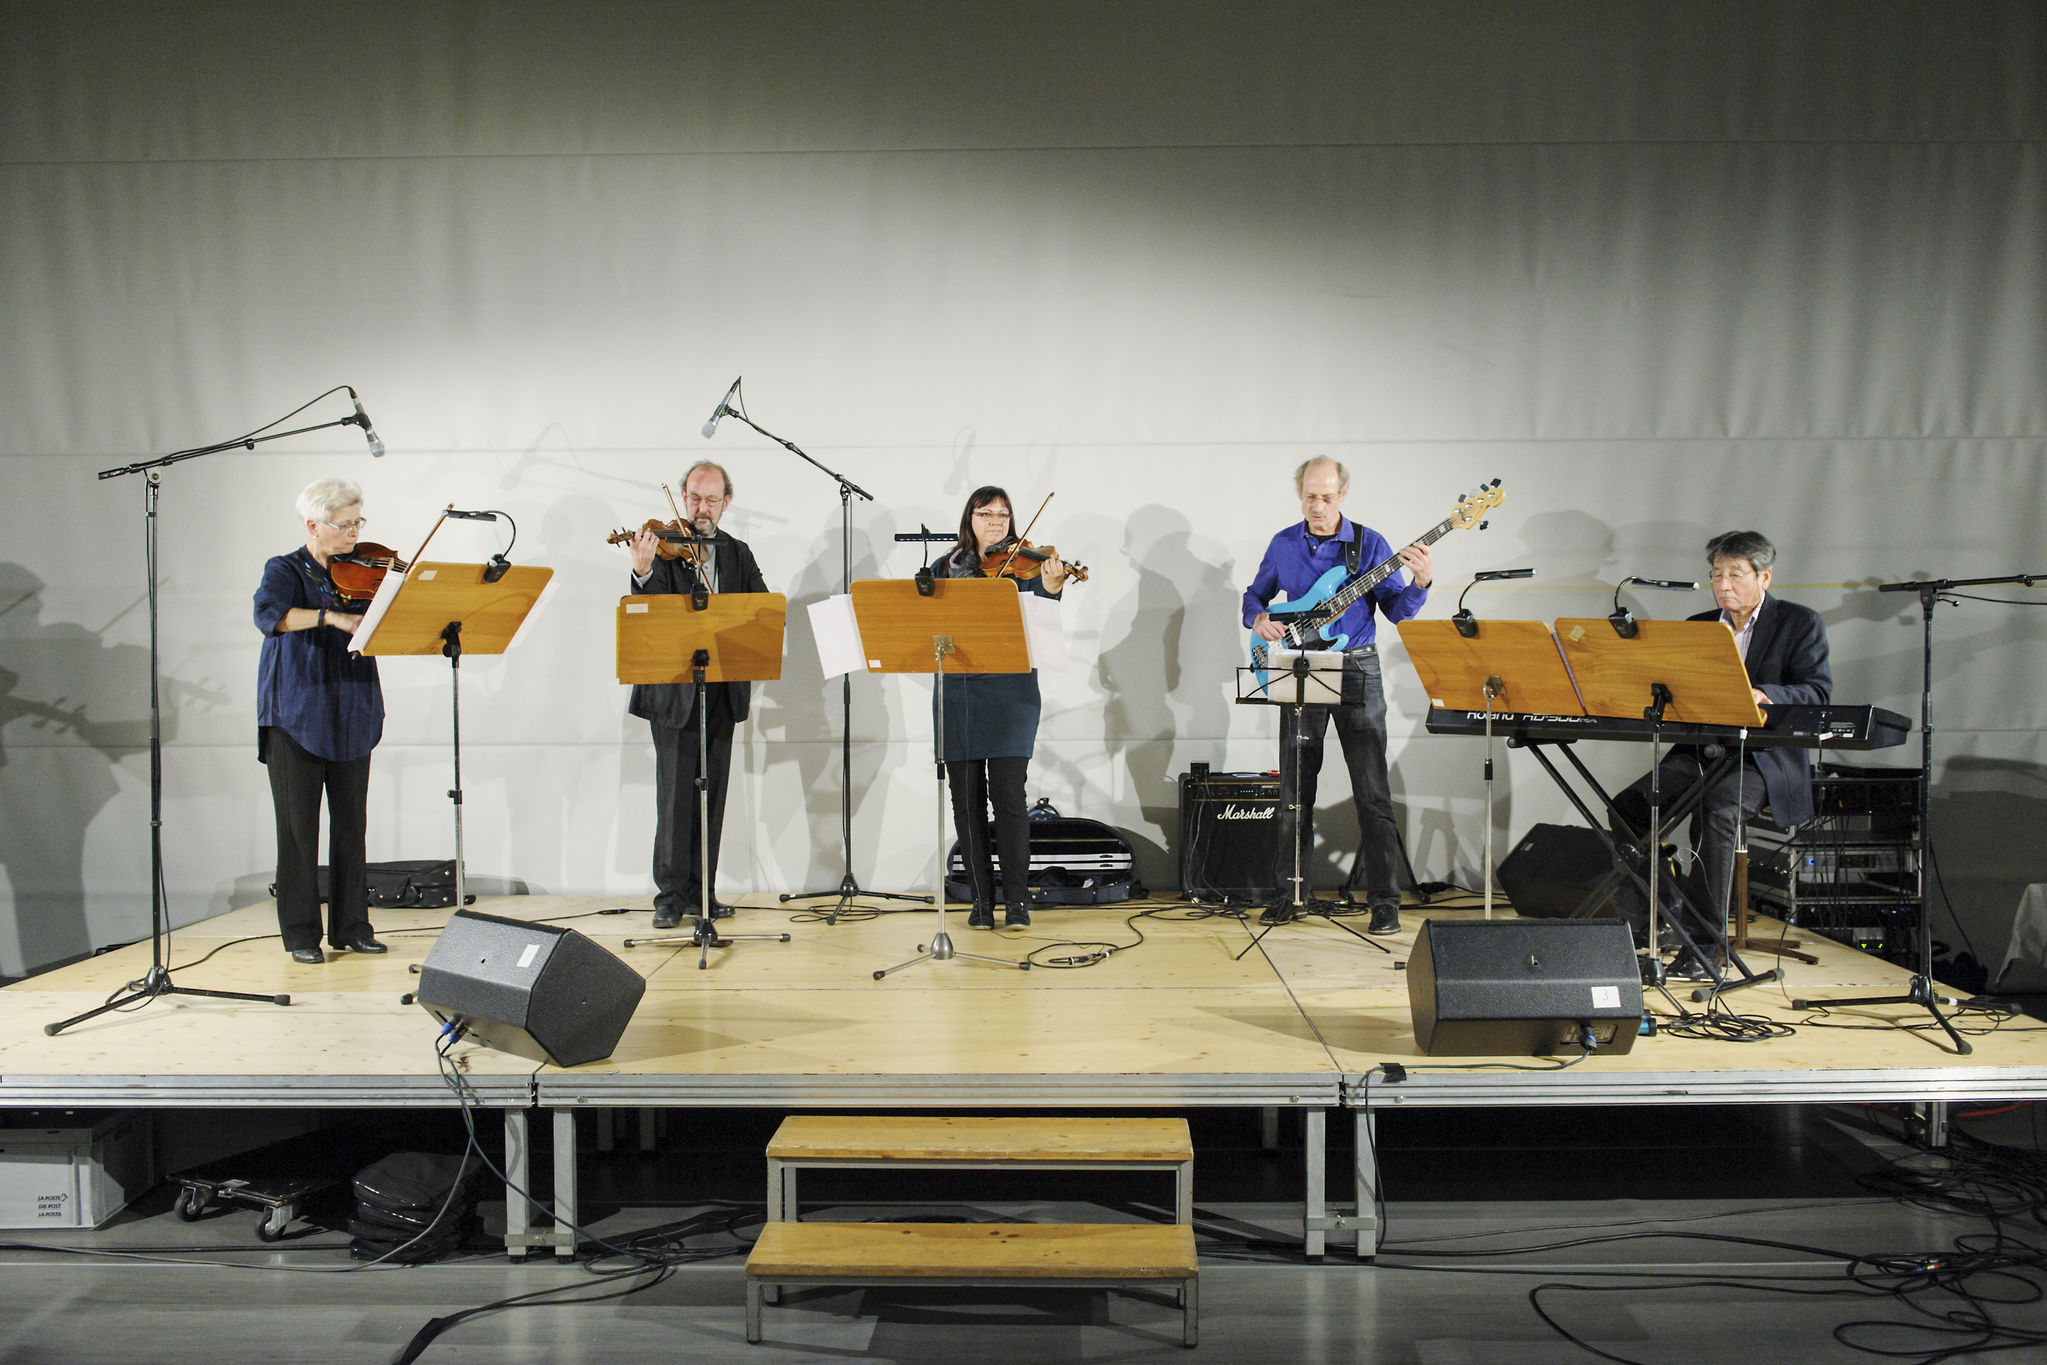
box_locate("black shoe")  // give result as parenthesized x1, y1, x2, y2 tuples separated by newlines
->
(651, 909, 682, 930)
(966, 904, 995, 929)
(1004, 907, 1031, 928)
(711, 901, 734, 920)
(1367, 905, 1401, 935)
(337, 937, 388, 954)
(1260, 904, 1297, 926)
(1665, 951, 1720, 982)
(290, 947, 325, 965)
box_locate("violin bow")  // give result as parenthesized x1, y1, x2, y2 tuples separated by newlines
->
(995, 492, 1054, 579)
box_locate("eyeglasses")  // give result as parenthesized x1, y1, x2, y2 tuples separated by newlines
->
(682, 493, 728, 509)
(322, 518, 366, 533)
(1708, 567, 1758, 584)
(1301, 493, 1343, 507)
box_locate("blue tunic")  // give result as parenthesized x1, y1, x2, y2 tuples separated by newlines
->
(931, 547, 1063, 762)
(253, 548, 384, 762)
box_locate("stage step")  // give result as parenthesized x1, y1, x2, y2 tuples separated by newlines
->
(745, 1220, 1198, 1346)
(764, 1114, 1195, 1222)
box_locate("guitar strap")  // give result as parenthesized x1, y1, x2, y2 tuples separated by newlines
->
(1344, 520, 1364, 576)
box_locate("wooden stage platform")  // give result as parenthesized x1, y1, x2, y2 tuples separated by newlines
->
(5, 894, 2045, 1258)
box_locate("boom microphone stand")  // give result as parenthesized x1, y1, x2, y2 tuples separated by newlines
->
(49, 388, 382, 1035)
(1792, 573, 2044, 1055)
(697, 379, 928, 920)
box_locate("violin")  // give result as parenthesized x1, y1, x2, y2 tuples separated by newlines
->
(982, 537, 1089, 584)
(329, 543, 410, 605)
(605, 520, 706, 563)
(606, 483, 710, 568)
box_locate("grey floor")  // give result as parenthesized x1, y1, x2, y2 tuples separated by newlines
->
(5, 1103, 2046, 1364)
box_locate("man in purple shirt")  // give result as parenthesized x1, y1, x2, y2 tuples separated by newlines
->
(1241, 457, 1432, 933)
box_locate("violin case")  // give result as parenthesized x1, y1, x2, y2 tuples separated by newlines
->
(946, 800, 1146, 905)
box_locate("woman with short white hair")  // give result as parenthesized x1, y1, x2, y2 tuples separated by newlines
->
(252, 478, 387, 964)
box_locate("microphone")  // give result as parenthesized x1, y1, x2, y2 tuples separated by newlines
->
(1472, 567, 1535, 582)
(443, 509, 500, 521)
(1622, 575, 1699, 592)
(701, 376, 742, 439)
(350, 394, 385, 458)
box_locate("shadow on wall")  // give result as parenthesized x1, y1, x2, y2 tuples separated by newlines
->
(0, 563, 156, 977)
(1930, 756, 2047, 977)
(1097, 504, 1238, 891)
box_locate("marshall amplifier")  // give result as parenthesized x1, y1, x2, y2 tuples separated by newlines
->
(1179, 767, 1282, 900)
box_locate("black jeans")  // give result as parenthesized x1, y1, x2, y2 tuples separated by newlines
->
(263, 726, 373, 951)
(1613, 751, 1767, 956)
(947, 756, 1031, 911)
(1277, 652, 1400, 910)
(650, 690, 736, 917)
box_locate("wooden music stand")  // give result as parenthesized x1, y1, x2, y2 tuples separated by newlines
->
(614, 590, 791, 969)
(1400, 619, 1586, 918)
(1552, 617, 1774, 998)
(850, 576, 1032, 980)
(356, 560, 552, 912)
(1552, 618, 1762, 729)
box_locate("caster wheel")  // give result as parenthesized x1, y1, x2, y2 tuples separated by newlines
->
(175, 1188, 206, 1221)
(256, 1209, 291, 1242)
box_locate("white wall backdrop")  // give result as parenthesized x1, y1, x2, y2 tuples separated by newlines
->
(2, 1, 2042, 980)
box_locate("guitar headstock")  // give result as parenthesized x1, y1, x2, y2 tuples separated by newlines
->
(1449, 478, 1506, 531)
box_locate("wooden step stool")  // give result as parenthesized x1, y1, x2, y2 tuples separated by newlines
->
(751, 1115, 1198, 1345)
(746, 1220, 1199, 1346)
(764, 1115, 1195, 1223)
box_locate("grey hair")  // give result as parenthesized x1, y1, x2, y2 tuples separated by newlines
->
(1293, 456, 1350, 494)
(685, 460, 733, 500)
(296, 478, 363, 524)
(1705, 530, 1777, 574)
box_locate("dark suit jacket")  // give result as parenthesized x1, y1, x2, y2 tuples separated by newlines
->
(1688, 594, 1831, 827)
(626, 533, 770, 730)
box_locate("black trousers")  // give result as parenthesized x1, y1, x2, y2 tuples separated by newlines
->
(263, 726, 373, 951)
(650, 691, 736, 916)
(946, 756, 1031, 911)
(1277, 652, 1401, 910)
(1613, 752, 1767, 957)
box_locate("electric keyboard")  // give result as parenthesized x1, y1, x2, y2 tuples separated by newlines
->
(1423, 703, 1910, 751)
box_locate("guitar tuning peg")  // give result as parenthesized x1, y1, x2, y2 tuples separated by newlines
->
(1479, 520, 1490, 530)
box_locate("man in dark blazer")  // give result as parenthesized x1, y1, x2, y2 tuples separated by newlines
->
(1614, 530, 1831, 974)
(626, 460, 770, 929)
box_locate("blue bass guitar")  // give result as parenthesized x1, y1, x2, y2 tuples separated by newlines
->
(1249, 480, 1505, 685)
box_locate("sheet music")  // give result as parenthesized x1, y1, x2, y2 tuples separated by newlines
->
(346, 565, 408, 653)
(808, 593, 866, 679)
(1021, 594, 1067, 672)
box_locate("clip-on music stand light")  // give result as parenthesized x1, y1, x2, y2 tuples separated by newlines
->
(1555, 618, 1772, 997)
(1399, 618, 1585, 918)
(851, 576, 1033, 981)
(615, 589, 791, 969)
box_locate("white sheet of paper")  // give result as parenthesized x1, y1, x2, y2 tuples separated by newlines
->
(1021, 594, 1066, 672)
(503, 573, 556, 653)
(809, 593, 867, 678)
(346, 566, 408, 653)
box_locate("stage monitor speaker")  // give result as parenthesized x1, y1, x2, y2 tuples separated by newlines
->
(1497, 823, 1631, 921)
(1406, 918, 1643, 1057)
(1178, 769, 1281, 898)
(416, 910, 645, 1067)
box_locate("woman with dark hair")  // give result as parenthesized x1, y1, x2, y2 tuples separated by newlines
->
(932, 486, 1068, 928)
